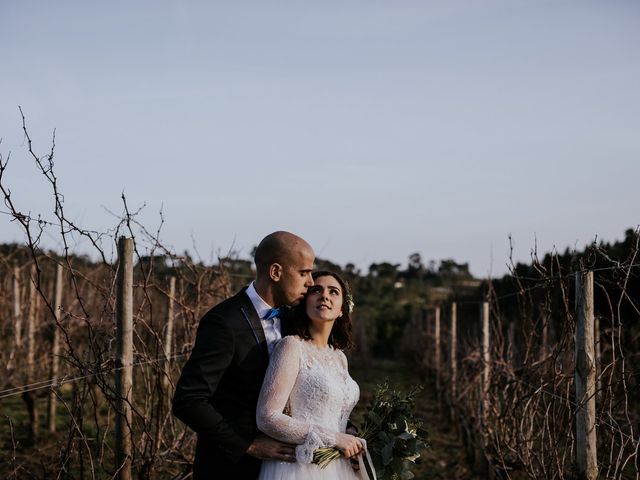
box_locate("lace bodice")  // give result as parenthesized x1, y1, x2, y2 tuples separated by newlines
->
(256, 335, 360, 463)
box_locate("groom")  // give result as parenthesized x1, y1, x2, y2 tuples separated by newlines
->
(172, 231, 315, 479)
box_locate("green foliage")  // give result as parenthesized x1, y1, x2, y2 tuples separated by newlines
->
(359, 382, 429, 479)
(345, 255, 480, 358)
(313, 381, 428, 479)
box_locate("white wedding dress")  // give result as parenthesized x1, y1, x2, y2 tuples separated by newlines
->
(256, 335, 363, 480)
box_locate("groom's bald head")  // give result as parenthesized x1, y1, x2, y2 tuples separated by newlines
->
(254, 231, 313, 277)
(253, 231, 314, 306)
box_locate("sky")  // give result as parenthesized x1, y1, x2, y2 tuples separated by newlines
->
(1, 0, 639, 277)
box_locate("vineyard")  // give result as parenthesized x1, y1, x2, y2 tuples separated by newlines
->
(403, 239, 640, 479)
(1, 122, 639, 479)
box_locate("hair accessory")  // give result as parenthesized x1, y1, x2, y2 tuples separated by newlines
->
(345, 294, 355, 314)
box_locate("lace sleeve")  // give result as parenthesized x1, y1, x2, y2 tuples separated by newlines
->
(256, 336, 337, 463)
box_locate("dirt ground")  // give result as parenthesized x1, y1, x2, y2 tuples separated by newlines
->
(350, 357, 485, 480)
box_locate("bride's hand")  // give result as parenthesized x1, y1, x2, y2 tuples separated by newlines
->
(335, 433, 363, 458)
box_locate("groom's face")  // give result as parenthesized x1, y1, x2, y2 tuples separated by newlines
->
(275, 246, 315, 306)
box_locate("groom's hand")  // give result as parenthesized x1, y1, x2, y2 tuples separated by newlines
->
(246, 434, 296, 462)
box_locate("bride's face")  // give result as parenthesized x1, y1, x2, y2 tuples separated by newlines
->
(305, 275, 344, 323)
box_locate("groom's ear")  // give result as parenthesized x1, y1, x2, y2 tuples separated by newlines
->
(269, 263, 283, 281)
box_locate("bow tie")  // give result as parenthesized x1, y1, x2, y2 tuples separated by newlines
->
(264, 306, 287, 321)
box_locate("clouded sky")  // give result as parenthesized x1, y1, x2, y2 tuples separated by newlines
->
(2, 0, 639, 276)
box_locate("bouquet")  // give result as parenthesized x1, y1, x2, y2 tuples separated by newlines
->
(313, 382, 428, 479)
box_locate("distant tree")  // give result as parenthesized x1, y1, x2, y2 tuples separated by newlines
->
(344, 263, 359, 276)
(137, 254, 170, 273)
(406, 252, 424, 279)
(219, 257, 253, 276)
(369, 262, 400, 279)
(438, 259, 471, 278)
(314, 257, 343, 273)
(427, 260, 436, 273)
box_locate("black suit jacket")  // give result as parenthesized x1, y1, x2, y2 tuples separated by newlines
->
(173, 288, 290, 479)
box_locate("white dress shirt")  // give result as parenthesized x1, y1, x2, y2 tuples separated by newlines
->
(245, 282, 282, 355)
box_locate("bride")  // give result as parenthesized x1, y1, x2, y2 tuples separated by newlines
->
(256, 270, 367, 479)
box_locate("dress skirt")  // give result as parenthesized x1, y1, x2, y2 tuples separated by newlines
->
(259, 457, 362, 480)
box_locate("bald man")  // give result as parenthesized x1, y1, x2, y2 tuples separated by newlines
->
(173, 231, 315, 479)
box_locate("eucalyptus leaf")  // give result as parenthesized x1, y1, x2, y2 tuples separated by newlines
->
(406, 438, 418, 452)
(377, 431, 392, 444)
(391, 457, 406, 473)
(382, 442, 394, 466)
(368, 411, 383, 426)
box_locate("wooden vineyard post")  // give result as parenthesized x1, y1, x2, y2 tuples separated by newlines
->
(162, 276, 176, 406)
(434, 305, 441, 399)
(422, 309, 430, 376)
(540, 314, 549, 363)
(154, 276, 177, 453)
(9, 266, 22, 370)
(14, 267, 23, 347)
(449, 302, 458, 421)
(575, 271, 597, 480)
(507, 321, 516, 367)
(23, 263, 39, 442)
(116, 237, 134, 480)
(472, 301, 491, 474)
(450, 303, 457, 400)
(47, 263, 63, 432)
(594, 315, 602, 404)
(481, 301, 490, 423)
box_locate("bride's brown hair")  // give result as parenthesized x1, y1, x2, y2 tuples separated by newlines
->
(293, 270, 355, 351)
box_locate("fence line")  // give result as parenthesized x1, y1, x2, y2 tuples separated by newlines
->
(418, 264, 639, 479)
(0, 352, 191, 400)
